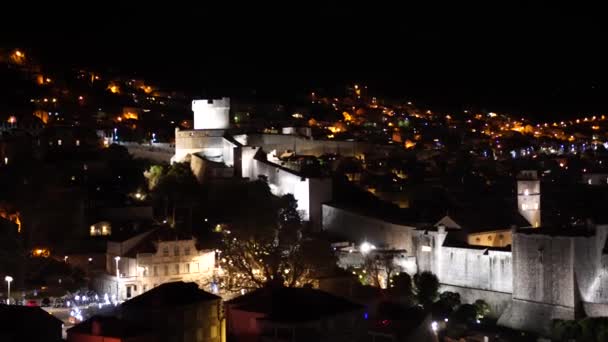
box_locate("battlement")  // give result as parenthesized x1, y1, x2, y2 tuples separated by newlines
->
(192, 97, 230, 110)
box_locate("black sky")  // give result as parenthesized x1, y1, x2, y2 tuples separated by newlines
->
(4, 2, 608, 118)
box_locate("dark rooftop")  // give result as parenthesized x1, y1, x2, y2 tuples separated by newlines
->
(515, 226, 595, 237)
(67, 315, 155, 338)
(227, 286, 363, 323)
(120, 227, 198, 257)
(121, 282, 220, 310)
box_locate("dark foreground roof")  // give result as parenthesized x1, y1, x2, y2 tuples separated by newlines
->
(68, 315, 154, 338)
(121, 282, 220, 310)
(0, 305, 63, 340)
(227, 286, 363, 323)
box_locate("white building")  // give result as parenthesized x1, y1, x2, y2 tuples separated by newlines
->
(93, 228, 215, 301)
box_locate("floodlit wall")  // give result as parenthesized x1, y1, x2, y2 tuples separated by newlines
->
(322, 204, 416, 252)
(251, 158, 311, 221)
(192, 97, 230, 130)
(174, 128, 224, 162)
(245, 134, 392, 158)
(439, 247, 513, 293)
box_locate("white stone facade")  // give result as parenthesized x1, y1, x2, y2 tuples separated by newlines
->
(94, 233, 215, 301)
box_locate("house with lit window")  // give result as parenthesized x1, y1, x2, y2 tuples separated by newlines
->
(92, 227, 215, 301)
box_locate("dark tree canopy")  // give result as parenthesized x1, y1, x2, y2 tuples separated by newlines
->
(413, 271, 440, 309)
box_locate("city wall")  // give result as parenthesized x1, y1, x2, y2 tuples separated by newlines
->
(322, 204, 415, 252)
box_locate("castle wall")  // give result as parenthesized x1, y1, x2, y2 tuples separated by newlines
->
(322, 204, 415, 252)
(174, 128, 224, 162)
(245, 134, 392, 158)
(222, 137, 237, 167)
(512, 234, 574, 308)
(439, 247, 513, 294)
(251, 158, 311, 221)
(440, 284, 511, 318)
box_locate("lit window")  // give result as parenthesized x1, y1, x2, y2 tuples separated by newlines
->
(421, 246, 432, 252)
(58, 139, 62, 146)
(76, 139, 80, 146)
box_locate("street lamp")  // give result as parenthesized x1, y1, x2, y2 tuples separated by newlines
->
(114, 256, 121, 278)
(5, 276, 13, 305)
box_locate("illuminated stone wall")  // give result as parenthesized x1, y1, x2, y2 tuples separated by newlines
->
(174, 128, 225, 162)
(245, 134, 392, 158)
(322, 204, 416, 252)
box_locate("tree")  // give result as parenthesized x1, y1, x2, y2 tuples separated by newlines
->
(552, 319, 582, 342)
(362, 250, 400, 288)
(388, 272, 413, 305)
(150, 163, 199, 228)
(144, 165, 165, 191)
(473, 299, 491, 319)
(434, 291, 461, 317)
(439, 291, 461, 311)
(413, 271, 440, 308)
(216, 189, 335, 295)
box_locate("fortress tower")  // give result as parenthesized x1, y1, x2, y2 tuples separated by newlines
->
(517, 170, 540, 227)
(192, 97, 230, 130)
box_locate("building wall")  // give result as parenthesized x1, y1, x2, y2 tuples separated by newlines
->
(121, 300, 224, 342)
(99, 238, 215, 301)
(120, 142, 173, 163)
(467, 230, 512, 247)
(322, 204, 416, 252)
(438, 247, 513, 294)
(173, 128, 224, 162)
(221, 138, 237, 167)
(245, 134, 392, 158)
(251, 158, 311, 221)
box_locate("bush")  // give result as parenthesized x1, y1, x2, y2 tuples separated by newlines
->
(451, 304, 477, 324)
(473, 299, 491, 319)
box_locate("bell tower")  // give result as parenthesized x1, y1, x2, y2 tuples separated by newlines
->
(517, 170, 540, 227)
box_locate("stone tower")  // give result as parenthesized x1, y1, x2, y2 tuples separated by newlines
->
(517, 170, 540, 227)
(192, 97, 230, 130)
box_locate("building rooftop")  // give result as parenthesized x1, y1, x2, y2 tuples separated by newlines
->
(121, 282, 220, 310)
(0, 305, 63, 334)
(121, 227, 198, 257)
(67, 315, 154, 338)
(227, 286, 363, 323)
(515, 225, 595, 237)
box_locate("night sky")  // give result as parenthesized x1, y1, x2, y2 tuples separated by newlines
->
(4, 3, 608, 119)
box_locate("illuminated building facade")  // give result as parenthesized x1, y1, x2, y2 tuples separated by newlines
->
(93, 228, 215, 301)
